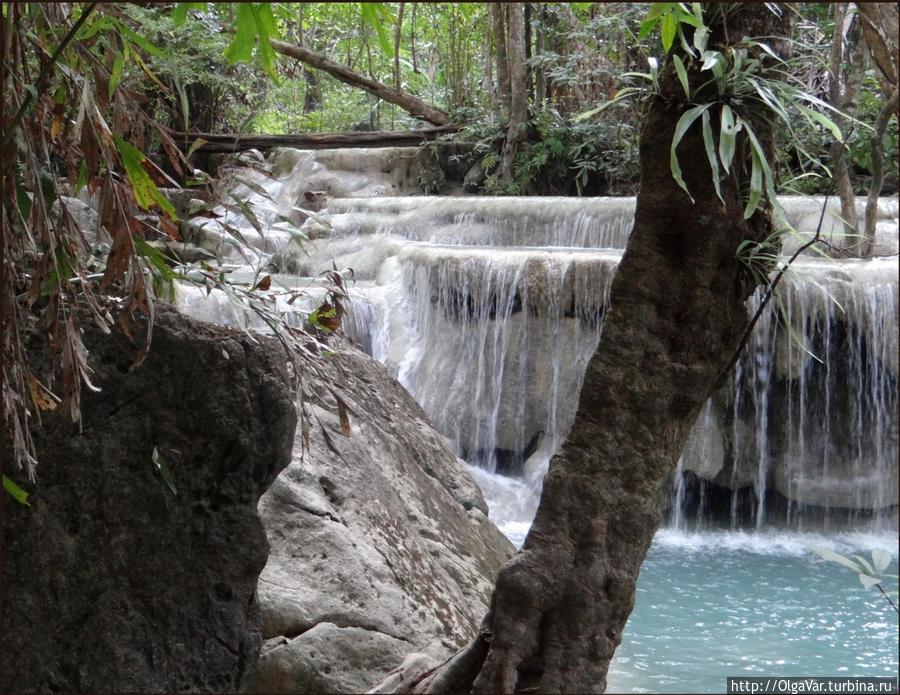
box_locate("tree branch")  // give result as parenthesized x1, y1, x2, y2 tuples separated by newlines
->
(270, 39, 449, 126)
(714, 196, 830, 389)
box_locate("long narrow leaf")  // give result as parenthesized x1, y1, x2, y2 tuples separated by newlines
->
(673, 54, 690, 98)
(719, 104, 740, 173)
(3, 475, 30, 506)
(796, 104, 843, 142)
(744, 149, 763, 219)
(701, 109, 724, 204)
(670, 104, 712, 202)
(743, 121, 776, 200)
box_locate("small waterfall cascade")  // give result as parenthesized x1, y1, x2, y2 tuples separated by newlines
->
(181, 148, 899, 538)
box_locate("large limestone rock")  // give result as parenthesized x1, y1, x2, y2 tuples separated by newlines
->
(2, 305, 297, 693)
(247, 340, 514, 694)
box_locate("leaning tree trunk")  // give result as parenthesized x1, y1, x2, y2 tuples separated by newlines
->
(270, 39, 448, 125)
(380, 6, 791, 693)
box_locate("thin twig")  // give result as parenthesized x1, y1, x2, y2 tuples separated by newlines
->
(876, 583, 900, 615)
(714, 195, 830, 389)
(2, 3, 97, 153)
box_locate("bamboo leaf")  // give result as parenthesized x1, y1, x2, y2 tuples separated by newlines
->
(113, 136, 177, 219)
(669, 103, 712, 202)
(3, 475, 30, 507)
(660, 12, 677, 53)
(109, 52, 124, 100)
(361, 3, 394, 56)
(639, 18, 659, 40)
(224, 3, 257, 64)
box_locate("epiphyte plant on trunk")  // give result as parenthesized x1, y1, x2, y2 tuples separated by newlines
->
(579, 2, 854, 369)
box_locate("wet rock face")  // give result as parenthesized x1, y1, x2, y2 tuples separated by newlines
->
(2, 305, 297, 693)
(248, 340, 514, 693)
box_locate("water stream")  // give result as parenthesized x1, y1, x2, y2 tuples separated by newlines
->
(182, 149, 899, 690)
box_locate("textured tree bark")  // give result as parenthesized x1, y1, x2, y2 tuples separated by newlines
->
(860, 86, 899, 257)
(828, 4, 864, 252)
(499, 3, 528, 185)
(270, 39, 448, 125)
(857, 3, 899, 93)
(492, 3, 510, 111)
(857, 3, 899, 257)
(372, 6, 791, 694)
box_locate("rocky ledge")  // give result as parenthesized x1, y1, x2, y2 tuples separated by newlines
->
(247, 339, 514, 694)
(2, 305, 297, 692)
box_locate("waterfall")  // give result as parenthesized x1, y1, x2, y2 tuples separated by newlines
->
(184, 149, 899, 535)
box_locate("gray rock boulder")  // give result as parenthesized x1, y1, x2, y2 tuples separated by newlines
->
(248, 340, 514, 693)
(2, 304, 297, 693)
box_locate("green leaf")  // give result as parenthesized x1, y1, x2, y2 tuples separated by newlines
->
(134, 237, 176, 280)
(638, 17, 660, 40)
(573, 88, 640, 122)
(701, 109, 724, 205)
(743, 121, 775, 200)
(796, 104, 843, 143)
(186, 138, 208, 159)
(224, 3, 257, 64)
(75, 161, 88, 194)
(673, 54, 690, 99)
(744, 148, 763, 219)
(251, 3, 281, 80)
(675, 11, 701, 28)
(645, 3, 673, 21)
(113, 136, 178, 220)
(669, 103, 712, 202)
(719, 105, 740, 173)
(361, 3, 394, 56)
(15, 179, 32, 223)
(660, 12, 677, 53)
(111, 18, 166, 59)
(109, 52, 125, 100)
(3, 474, 30, 507)
(172, 2, 206, 26)
(152, 446, 178, 496)
(37, 165, 57, 211)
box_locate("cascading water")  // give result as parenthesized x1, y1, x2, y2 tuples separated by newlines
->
(179, 147, 899, 691)
(315, 197, 898, 536)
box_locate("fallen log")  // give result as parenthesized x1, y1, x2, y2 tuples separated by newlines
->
(270, 39, 449, 126)
(176, 126, 460, 153)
